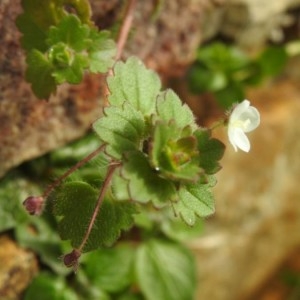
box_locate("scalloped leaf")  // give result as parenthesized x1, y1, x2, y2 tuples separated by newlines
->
(195, 129, 225, 174)
(47, 14, 90, 51)
(88, 29, 116, 73)
(173, 176, 216, 225)
(93, 102, 145, 159)
(156, 89, 197, 130)
(107, 57, 161, 115)
(121, 151, 177, 207)
(135, 239, 196, 300)
(53, 181, 136, 252)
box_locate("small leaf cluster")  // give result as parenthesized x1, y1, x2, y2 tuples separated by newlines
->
(93, 56, 225, 225)
(17, 0, 116, 99)
(188, 42, 288, 108)
(24, 238, 196, 300)
(3, 136, 199, 300)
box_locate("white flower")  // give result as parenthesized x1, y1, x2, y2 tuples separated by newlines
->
(228, 100, 260, 152)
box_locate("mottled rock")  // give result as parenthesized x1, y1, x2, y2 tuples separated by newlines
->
(0, 235, 38, 300)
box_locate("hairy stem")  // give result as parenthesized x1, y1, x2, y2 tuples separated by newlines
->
(104, 0, 137, 104)
(42, 144, 105, 199)
(77, 162, 121, 252)
(115, 0, 137, 61)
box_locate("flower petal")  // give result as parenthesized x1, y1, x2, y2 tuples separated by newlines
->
(240, 106, 260, 132)
(230, 100, 250, 121)
(229, 127, 250, 152)
(228, 127, 238, 151)
(234, 128, 251, 152)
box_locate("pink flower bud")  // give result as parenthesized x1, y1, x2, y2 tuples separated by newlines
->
(62, 249, 81, 272)
(23, 196, 44, 215)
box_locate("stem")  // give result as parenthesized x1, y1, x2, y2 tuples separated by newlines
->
(42, 144, 105, 199)
(77, 162, 120, 252)
(209, 119, 226, 131)
(115, 0, 137, 61)
(104, 0, 137, 105)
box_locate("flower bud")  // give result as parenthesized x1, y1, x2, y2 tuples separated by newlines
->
(62, 249, 81, 272)
(23, 196, 44, 215)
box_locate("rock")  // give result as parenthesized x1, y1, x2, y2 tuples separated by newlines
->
(0, 235, 38, 300)
(0, 0, 107, 178)
(190, 77, 300, 299)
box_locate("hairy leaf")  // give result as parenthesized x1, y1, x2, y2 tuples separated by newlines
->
(53, 181, 136, 252)
(173, 177, 216, 225)
(88, 30, 116, 73)
(135, 239, 196, 300)
(156, 89, 197, 130)
(93, 102, 145, 159)
(107, 57, 161, 115)
(195, 128, 225, 174)
(121, 151, 177, 207)
(47, 15, 90, 51)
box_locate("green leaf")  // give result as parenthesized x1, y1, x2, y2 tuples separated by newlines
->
(53, 181, 136, 252)
(24, 273, 78, 300)
(49, 134, 102, 166)
(0, 174, 31, 232)
(111, 169, 131, 201)
(161, 213, 204, 242)
(88, 30, 116, 73)
(150, 122, 202, 182)
(155, 89, 197, 130)
(93, 102, 145, 159)
(197, 42, 250, 73)
(16, 217, 69, 275)
(47, 15, 90, 51)
(107, 57, 161, 115)
(16, 0, 66, 52)
(188, 65, 227, 93)
(173, 177, 216, 225)
(258, 46, 288, 77)
(214, 81, 245, 109)
(135, 239, 196, 300)
(83, 243, 135, 293)
(16, 14, 48, 52)
(52, 52, 88, 84)
(25, 49, 56, 99)
(195, 129, 225, 174)
(121, 151, 177, 207)
(116, 292, 144, 300)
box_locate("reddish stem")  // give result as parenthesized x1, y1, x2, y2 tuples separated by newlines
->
(77, 162, 121, 252)
(115, 0, 137, 61)
(104, 0, 137, 105)
(42, 144, 105, 199)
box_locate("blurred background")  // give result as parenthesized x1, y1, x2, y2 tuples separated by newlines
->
(1, 0, 300, 299)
